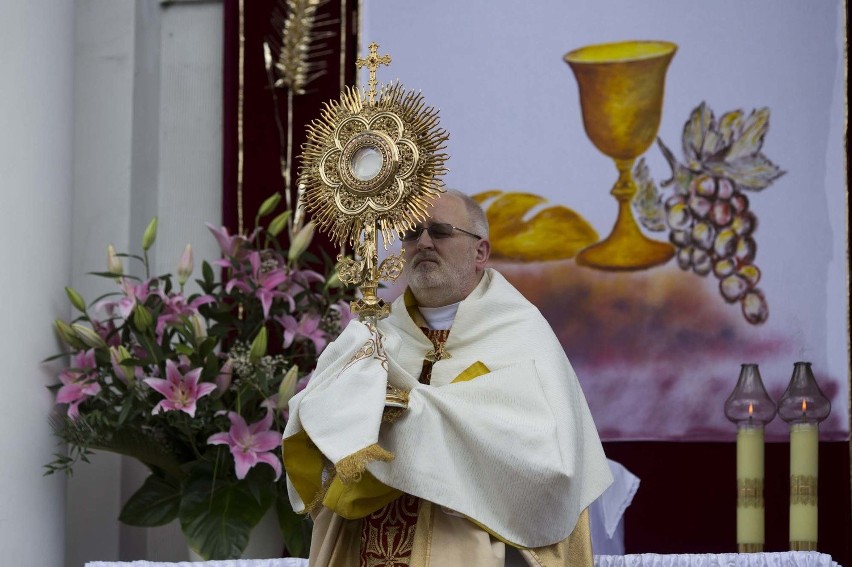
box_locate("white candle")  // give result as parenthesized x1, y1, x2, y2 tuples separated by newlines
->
(789, 420, 818, 549)
(737, 420, 764, 550)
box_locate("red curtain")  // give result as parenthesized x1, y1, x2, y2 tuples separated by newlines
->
(223, 0, 358, 250)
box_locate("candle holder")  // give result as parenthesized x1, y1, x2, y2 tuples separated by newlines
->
(777, 361, 831, 551)
(724, 363, 776, 553)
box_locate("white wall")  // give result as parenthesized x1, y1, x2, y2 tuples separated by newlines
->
(66, 0, 223, 564)
(0, 1, 75, 564)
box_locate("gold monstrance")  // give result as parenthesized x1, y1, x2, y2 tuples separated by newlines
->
(299, 43, 449, 322)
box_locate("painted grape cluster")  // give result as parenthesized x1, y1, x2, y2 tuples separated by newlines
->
(635, 102, 784, 325)
(665, 173, 765, 323)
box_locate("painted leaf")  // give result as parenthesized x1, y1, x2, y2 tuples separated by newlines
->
(717, 110, 744, 149)
(712, 153, 785, 192)
(473, 191, 598, 261)
(682, 102, 713, 166)
(632, 158, 666, 232)
(726, 108, 770, 160)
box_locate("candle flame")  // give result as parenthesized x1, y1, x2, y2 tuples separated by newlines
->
(802, 399, 808, 413)
(748, 403, 754, 416)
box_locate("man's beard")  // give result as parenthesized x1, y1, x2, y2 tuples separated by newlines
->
(406, 251, 450, 290)
(405, 250, 479, 308)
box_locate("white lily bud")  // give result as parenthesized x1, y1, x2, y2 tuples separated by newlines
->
(277, 365, 300, 409)
(288, 221, 315, 263)
(72, 323, 108, 349)
(141, 217, 158, 251)
(110, 345, 135, 384)
(324, 268, 341, 290)
(191, 314, 206, 344)
(249, 327, 268, 363)
(107, 244, 123, 276)
(177, 244, 193, 285)
(55, 319, 86, 349)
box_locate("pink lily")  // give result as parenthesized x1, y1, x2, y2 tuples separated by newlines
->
(93, 318, 121, 347)
(56, 350, 100, 419)
(226, 251, 294, 319)
(144, 359, 216, 418)
(205, 223, 254, 266)
(97, 278, 154, 321)
(286, 269, 326, 307)
(276, 312, 327, 352)
(155, 292, 215, 337)
(207, 411, 282, 480)
(331, 300, 355, 330)
(214, 359, 234, 394)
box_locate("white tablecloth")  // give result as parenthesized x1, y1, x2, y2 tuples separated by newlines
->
(86, 551, 841, 567)
(86, 561, 306, 567)
(595, 552, 841, 567)
(590, 459, 641, 555)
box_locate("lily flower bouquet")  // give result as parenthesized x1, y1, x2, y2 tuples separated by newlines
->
(46, 195, 353, 559)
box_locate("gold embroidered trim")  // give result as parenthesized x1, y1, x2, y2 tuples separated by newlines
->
(385, 385, 409, 406)
(424, 347, 451, 362)
(738, 543, 764, 553)
(382, 407, 405, 423)
(737, 478, 764, 508)
(790, 541, 818, 551)
(360, 494, 419, 566)
(383, 386, 410, 423)
(790, 474, 817, 505)
(336, 443, 394, 484)
(409, 500, 435, 567)
(343, 327, 388, 373)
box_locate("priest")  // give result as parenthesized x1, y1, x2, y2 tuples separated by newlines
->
(283, 189, 612, 566)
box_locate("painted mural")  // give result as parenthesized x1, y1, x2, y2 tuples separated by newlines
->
(365, 0, 848, 441)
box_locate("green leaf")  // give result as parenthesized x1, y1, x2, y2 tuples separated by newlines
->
(119, 474, 181, 527)
(202, 261, 214, 287)
(116, 398, 135, 428)
(174, 344, 195, 356)
(179, 464, 275, 560)
(276, 486, 311, 558)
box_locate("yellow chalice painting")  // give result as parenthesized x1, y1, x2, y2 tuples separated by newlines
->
(564, 40, 677, 271)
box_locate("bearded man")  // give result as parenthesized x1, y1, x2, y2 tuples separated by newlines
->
(283, 190, 611, 566)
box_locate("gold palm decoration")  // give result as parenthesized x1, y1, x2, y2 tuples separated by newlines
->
(300, 42, 449, 319)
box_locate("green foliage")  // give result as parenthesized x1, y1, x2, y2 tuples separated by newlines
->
(46, 210, 353, 559)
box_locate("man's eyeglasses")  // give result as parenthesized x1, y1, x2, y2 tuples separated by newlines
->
(400, 222, 482, 242)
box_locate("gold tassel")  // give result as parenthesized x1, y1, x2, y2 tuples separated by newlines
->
(334, 443, 394, 484)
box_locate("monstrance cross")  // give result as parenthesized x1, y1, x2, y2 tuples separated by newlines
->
(356, 42, 391, 105)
